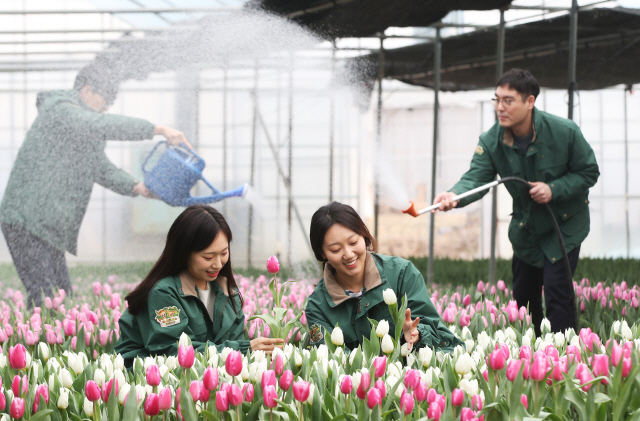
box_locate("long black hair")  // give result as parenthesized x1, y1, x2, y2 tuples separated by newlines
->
(126, 205, 242, 315)
(309, 201, 377, 265)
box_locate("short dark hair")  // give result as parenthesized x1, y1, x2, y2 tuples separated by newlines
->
(496, 68, 540, 100)
(74, 64, 119, 105)
(309, 202, 377, 263)
(126, 205, 242, 314)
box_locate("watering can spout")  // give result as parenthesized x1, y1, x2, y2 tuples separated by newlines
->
(402, 201, 419, 218)
(183, 183, 248, 206)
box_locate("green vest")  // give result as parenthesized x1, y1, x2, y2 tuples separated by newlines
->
(115, 275, 250, 368)
(305, 252, 462, 353)
(451, 107, 599, 267)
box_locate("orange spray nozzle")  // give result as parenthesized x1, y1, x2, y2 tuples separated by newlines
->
(402, 201, 419, 217)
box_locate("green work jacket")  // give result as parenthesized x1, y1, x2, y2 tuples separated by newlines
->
(305, 252, 462, 353)
(0, 89, 155, 254)
(451, 107, 599, 267)
(115, 275, 250, 369)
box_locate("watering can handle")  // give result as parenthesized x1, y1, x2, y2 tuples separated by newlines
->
(141, 141, 167, 174)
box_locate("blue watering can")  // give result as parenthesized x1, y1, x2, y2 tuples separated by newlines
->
(142, 141, 247, 207)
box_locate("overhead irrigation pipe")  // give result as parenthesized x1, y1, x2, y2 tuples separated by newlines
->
(402, 176, 577, 329)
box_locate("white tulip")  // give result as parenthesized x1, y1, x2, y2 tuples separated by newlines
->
(459, 378, 479, 396)
(57, 388, 69, 409)
(521, 335, 531, 347)
(612, 320, 621, 334)
(382, 289, 397, 305)
(118, 384, 131, 405)
(400, 342, 411, 357)
(83, 397, 93, 416)
(179, 332, 190, 348)
(101, 358, 113, 378)
(1, 414, 10, 421)
(156, 356, 165, 366)
(554, 332, 565, 348)
(208, 354, 219, 367)
(25, 351, 32, 369)
(455, 353, 475, 376)
(252, 350, 266, 363)
(464, 340, 474, 353)
(60, 368, 73, 388)
(564, 328, 575, 342)
(135, 384, 147, 401)
(316, 345, 329, 360)
(494, 330, 506, 344)
(114, 369, 126, 388)
(165, 356, 178, 370)
(376, 320, 390, 338)
(540, 318, 551, 334)
(418, 346, 432, 368)
(352, 372, 362, 391)
(386, 376, 405, 398)
(0, 354, 6, 368)
(93, 368, 106, 386)
(381, 334, 394, 354)
(477, 331, 491, 351)
(294, 351, 303, 367)
(70, 355, 84, 375)
(570, 335, 581, 347)
(283, 344, 294, 358)
(220, 347, 233, 362)
(621, 322, 633, 340)
(241, 364, 250, 381)
(38, 343, 51, 361)
(505, 327, 517, 342)
(461, 326, 472, 340)
(387, 362, 401, 379)
(306, 384, 315, 405)
(48, 373, 56, 392)
(349, 349, 359, 365)
(249, 360, 267, 382)
(331, 327, 344, 346)
(114, 354, 125, 371)
(406, 354, 416, 368)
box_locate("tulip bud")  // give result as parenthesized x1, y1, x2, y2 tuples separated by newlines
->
(381, 334, 394, 354)
(340, 375, 353, 394)
(8, 344, 27, 370)
(293, 380, 311, 402)
(455, 353, 474, 376)
(452, 388, 464, 407)
(146, 364, 161, 387)
(400, 392, 414, 414)
(489, 348, 505, 371)
(243, 383, 254, 402)
(266, 256, 280, 274)
(144, 393, 160, 416)
(203, 367, 219, 391)
(373, 356, 387, 378)
(263, 385, 278, 408)
(178, 345, 195, 369)
(279, 370, 294, 391)
(10, 397, 25, 419)
(225, 351, 243, 377)
(158, 387, 172, 411)
(366, 387, 381, 409)
(376, 320, 389, 338)
(382, 289, 397, 305)
(216, 391, 229, 412)
(57, 388, 69, 409)
(521, 394, 528, 409)
(331, 326, 344, 346)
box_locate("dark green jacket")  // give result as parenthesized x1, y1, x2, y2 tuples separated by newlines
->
(451, 108, 599, 267)
(115, 275, 250, 369)
(305, 252, 462, 353)
(0, 89, 155, 254)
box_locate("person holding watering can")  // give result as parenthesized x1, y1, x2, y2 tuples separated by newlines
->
(115, 205, 283, 369)
(304, 201, 462, 353)
(0, 64, 191, 309)
(432, 69, 599, 336)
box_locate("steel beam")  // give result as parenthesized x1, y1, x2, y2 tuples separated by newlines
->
(427, 25, 441, 286)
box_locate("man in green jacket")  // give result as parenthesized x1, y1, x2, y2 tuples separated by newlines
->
(433, 69, 599, 336)
(0, 65, 190, 308)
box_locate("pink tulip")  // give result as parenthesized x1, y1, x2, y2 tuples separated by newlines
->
(340, 375, 353, 394)
(497, 280, 506, 291)
(477, 281, 485, 292)
(216, 391, 229, 412)
(404, 369, 420, 390)
(99, 329, 109, 347)
(578, 369, 594, 392)
(178, 344, 195, 369)
(452, 388, 464, 407)
(414, 381, 428, 402)
(521, 394, 528, 409)
(489, 348, 505, 371)
(427, 401, 442, 421)
(357, 373, 371, 399)
(506, 359, 522, 382)
(159, 387, 172, 411)
(366, 387, 381, 409)
(427, 387, 437, 404)
(472, 394, 483, 411)
(263, 385, 278, 408)
(225, 350, 243, 377)
(243, 384, 254, 402)
(622, 357, 632, 378)
(400, 392, 414, 414)
(203, 366, 219, 391)
(266, 256, 280, 274)
(519, 345, 532, 361)
(375, 379, 386, 398)
(85, 380, 101, 402)
(373, 356, 387, 378)
(592, 354, 610, 384)
(293, 380, 311, 402)
(228, 384, 243, 407)
(612, 340, 624, 367)
(279, 370, 294, 391)
(12, 375, 27, 398)
(566, 345, 582, 363)
(146, 364, 161, 387)
(261, 370, 277, 390)
(102, 379, 119, 403)
(10, 397, 24, 419)
(462, 294, 471, 307)
(300, 312, 307, 325)
(144, 393, 160, 416)
(272, 354, 284, 376)
(530, 354, 548, 382)
(190, 380, 207, 402)
(8, 344, 27, 370)
(461, 407, 476, 421)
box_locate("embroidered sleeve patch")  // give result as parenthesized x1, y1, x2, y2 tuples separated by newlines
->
(155, 306, 181, 327)
(475, 145, 484, 155)
(309, 324, 324, 343)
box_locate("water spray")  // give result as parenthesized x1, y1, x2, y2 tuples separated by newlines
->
(402, 176, 577, 330)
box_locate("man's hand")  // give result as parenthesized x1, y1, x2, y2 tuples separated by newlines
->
(431, 192, 459, 213)
(402, 308, 420, 350)
(529, 181, 552, 204)
(154, 125, 192, 149)
(132, 182, 156, 198)
(250, 337, 285, 353)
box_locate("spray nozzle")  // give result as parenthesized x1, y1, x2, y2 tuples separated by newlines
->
(402, 201, 419, 217)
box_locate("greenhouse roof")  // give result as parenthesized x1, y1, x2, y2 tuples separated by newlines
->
(354, 7, 640, 91)
(249, 0, 515, 39)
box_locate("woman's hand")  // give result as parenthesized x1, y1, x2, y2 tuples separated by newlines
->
(402, 308, 420, 350)
(153, 125, 192, 149)
(250, 337, 285, 353)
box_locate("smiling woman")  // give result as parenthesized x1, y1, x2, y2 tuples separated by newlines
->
(305, 202, 462, 353)
(114, 205, 282, 369)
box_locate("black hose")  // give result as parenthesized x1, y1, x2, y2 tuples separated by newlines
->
(496, 176, 577, 332)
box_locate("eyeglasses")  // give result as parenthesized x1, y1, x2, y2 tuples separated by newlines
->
(491, 98, 516, 108)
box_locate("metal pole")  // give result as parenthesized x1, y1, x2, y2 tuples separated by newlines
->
(490, 9, 506, 283)
(248, 67, 258, 267)
(329, 39, 336, 202)
(568, 0, 578, 120)
(427, 26, 441, 285)
(287, 54, 294, 267)
(374, 34, 384, 239)
(222, 68, 228, 215)
(624, 85, 630, 258)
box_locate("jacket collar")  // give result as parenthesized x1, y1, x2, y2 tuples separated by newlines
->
(177, 272, 229, 299)
(501, 107, 540, 148)
(323, 252, 383, 306)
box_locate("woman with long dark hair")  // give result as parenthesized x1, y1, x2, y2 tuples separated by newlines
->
(115, 205, 282, 368)
(304, 202, 462, 352)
